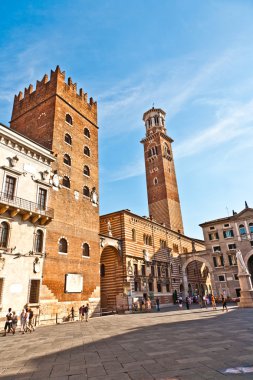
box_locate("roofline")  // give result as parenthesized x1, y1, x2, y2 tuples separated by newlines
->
(0, 123, 55, 161)
(199, 207, 253, 227)
(100, 209, 204, 244)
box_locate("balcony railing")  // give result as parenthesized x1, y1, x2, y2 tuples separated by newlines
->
(0, 192, 54, 218)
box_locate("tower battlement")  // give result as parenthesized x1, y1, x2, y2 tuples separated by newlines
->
(12, 66, 97, 122)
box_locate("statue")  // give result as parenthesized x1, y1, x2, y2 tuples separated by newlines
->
(90, 187, 98, 206)
(236, 250, 249, 274)
(107, 220, 112, 237)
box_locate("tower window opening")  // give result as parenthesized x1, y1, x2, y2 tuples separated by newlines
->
(84, 146, 90, 157)
(65, 114, 73, 125)
(84, 128, 90, 138)
(63, 154, 71, 166)
(83, 186, 90, 197)
(62, 176, 70, 188)
(64, 133, 72, 145)
(83, 165, 90, 177)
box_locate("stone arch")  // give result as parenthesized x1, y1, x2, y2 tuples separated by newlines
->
(182, 256, 213, 275)
(243, 249, 253, 267)
(100, 245, 123, 311)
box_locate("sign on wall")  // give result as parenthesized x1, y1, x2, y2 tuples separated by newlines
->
(65, 273, 83, 293)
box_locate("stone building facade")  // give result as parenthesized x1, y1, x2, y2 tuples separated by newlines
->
(199, 205, 253, 298)
(100, 210, 205, 310)
(0, 123, 54, 318)
(10, 67, 100, 319)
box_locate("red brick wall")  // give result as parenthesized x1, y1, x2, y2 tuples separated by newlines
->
(10, 67, 100, 302)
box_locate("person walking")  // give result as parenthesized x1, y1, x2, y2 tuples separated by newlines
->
(25, 308, 32, 333)
(70, 307, 75, 321)
(11, 312, 18, 335)
(84, 303, 89, 322)
(28, 308, 35, 332)
(221, 295, 228, 312)
(20, 309, 27, 334)
(178, 296, 183, 309)
(211, 294, 217, 310)
(156, 297, 160, 312)
(185, 296, 190, 310)
(3, 308, 12, 336)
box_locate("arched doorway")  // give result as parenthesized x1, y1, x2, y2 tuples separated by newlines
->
(248, 255, 253, 284)
(184, 260, 212, 297)
(100, 245, 123, 311)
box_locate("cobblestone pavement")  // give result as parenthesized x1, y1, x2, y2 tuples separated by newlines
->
(1, 306, 253, 380)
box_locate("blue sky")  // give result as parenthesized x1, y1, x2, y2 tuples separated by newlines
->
(1, 0, 253, 238)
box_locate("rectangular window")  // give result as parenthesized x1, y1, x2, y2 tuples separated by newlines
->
(38, 188, 47, 210)
(228, 255, 233, 266)
(224, 223, 230, 227)
(165, 267, 169, 278)
(250, 241, 253, 247)
(157, 283, 162, 292)
(209, 232, 219, 240)
(148, 282, 153, 292)
(223, 229, 234, 238)
(4, 175, 16, 199)
(29, 280, 40, 303)
(166, 283, 170, 292)
(218, 275, 225, 282)
(213, 246, 221, 252)
(228, 243, 236, 250)
(157, 266, 161, 277)
(0, 278, 4, 305)
(134, 264, 138, 276)
(210, 226, 215, 230)
(134, 281, 138, 292)
(151, 265, 155, 276)
(141, 265, 146, 276)
(234, 274, 239, 280)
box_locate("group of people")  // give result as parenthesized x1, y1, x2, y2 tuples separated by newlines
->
(3, 307, 35, 336)
(178, 294, 228, 312)
(78, 303, 89, 322)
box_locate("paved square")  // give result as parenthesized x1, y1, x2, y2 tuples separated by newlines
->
(1, 306, 253, 379)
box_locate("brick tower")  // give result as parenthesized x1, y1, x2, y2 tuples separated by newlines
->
(141, 107, 184, 234)
(10, 66, 100, 309)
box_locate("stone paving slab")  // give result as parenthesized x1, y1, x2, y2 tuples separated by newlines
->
(0, 306, 253, 379)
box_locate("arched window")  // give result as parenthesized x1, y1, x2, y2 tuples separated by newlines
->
(0, 222, 9, 248)
(148, 236, 152, 246)
(65, 114, 72, 125)
(65, 133, 72, 145)
(84, 146, 90, 157)
(84, 128, 90, 138)
(132, 229, 136, 241)
(82, 243, 89, 257)
(239, 224, 246, 235)
(63, 154, 71, 166)
(249, 223, 253, 234)
(62, 176, 70, 188)
(83, 186, 90, 197)
(83, 165, 90, 177)
(59, 238, 68, 254)
(153, 177, 158, 185)
(100, 263, 105, 277)
(35, 229, 43, 253)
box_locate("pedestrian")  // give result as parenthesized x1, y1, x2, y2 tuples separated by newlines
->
(25, 308, 32, 333)
(20, 309, 27, 334)
(3, 308, 12, 336)
(70, 307, 75, 321)
(178, 296, 183, 309)
(79, 305, 85, 321)
(221, 295, 228, 312)
(147, 297, 152, 312)
(84, 303, 89, 322)
(156, 297, 160, 312)
(211, 294, 217, 310)
(11, 312, 18, 335)
(28, 308, 35, 332)
(185, 296, 190, 310)
(203, 295, 208, 309)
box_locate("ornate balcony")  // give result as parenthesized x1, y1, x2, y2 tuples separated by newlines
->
(0, 192, 54, 224)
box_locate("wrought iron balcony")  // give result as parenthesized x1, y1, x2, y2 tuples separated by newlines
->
(0, 192, 54, 223)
